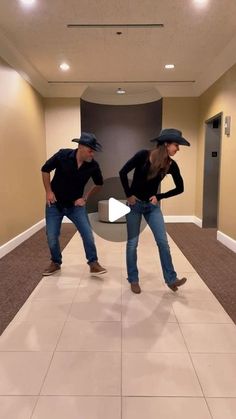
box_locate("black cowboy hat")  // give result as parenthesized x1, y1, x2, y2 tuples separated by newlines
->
(72, 132, 102, 151)
(150, 128, 190, 146)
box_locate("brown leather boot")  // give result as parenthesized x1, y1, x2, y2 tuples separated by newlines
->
(167, 282, 178, 292)
(175, 277, 187, 287)
(89, 261, 107, 274)
(131, 282, 141, 294)
(167, 277, 187, 291)
(43, 261, 61, 276)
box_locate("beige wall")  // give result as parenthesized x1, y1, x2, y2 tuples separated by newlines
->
(162, 97, 199, 216)
(0, 58, 46, 246)
(2, 60, 235, 246)
(44, 98, 81, 158)
(196, 64, 236, 239)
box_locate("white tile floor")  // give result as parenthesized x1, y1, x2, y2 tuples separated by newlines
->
(0, 225, 236, 419)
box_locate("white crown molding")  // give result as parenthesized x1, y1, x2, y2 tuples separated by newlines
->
(0, 28, 48, 96)
(2, 27, 235, 100)
(1, 21, 235, 99)
(194, 33, 236, 96)
(46, 83, 88, 98)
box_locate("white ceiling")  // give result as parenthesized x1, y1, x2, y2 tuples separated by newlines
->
(1, 0, 236, 104)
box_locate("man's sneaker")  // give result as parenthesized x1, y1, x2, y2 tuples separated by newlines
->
(167, 277, 187, 292)
(43, 262, 61, 276)
(89, 261, 107, 275)
(131, 282, 141, 294)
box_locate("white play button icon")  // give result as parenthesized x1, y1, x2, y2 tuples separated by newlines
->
(108, 197, 130, 222)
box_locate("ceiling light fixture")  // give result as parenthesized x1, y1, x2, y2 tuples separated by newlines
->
(193, 0, 208, 7)
(59, 63, 70, 71)
(116, 87, 126, 94)
(20, 0, 36, 5)
(165, 64, 175, 69)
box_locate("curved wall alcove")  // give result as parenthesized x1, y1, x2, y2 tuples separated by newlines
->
(81, 98, 162, 212)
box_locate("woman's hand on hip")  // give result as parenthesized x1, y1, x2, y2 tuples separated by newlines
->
(149, 196, 158, 205)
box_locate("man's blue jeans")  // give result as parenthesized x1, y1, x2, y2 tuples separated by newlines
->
(45, 203, 98, 265)
(126, 201, 177, 285)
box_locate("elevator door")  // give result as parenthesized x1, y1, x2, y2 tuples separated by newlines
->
(202, 116, 221, 228)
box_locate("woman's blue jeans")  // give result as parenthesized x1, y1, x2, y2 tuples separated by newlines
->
(126, 201, 177, 285)
(45, 203, 98, 265)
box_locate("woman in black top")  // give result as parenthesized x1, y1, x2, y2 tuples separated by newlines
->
(119, 128, 190, 294)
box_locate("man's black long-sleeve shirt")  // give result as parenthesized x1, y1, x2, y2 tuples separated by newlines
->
(119, 149, 184, 201)
(41, 148, 103, 207)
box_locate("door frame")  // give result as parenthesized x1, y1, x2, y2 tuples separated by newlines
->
(202, 112, 223, 228)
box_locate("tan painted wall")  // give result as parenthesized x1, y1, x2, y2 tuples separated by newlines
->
(196, 64, 236, 239)
(0, 58, 46, 246)
(44, 98, 81, 158)
(162, 97, 199, 216)
(2, 61, 235, 245)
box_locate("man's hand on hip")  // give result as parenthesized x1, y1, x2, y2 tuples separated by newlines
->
(46, 191, 57, 206)
(74, 198, 86, 207)
(127, 195, 137, 206)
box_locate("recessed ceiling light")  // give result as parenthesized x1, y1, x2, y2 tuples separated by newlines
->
(165, 64, 175, 69)
(193, 0, 208, 7)
(59, 63, 70, 71)
(20, 0, 36, 5)
(116, 87, 126, 94)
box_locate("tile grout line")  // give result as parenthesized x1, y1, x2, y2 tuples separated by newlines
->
(173, 304, 214, 419)
(3, 230, 235, 417)
(29, 261, 86, 418)
(31, 245, 122, 416)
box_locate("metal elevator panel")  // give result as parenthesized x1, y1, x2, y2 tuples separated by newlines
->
(202, 117, 221, 228)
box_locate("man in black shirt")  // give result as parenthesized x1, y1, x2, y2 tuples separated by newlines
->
(41, 132, 107, 276)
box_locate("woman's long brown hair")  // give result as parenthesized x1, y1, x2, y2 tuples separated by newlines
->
(147, 144, 171, 180)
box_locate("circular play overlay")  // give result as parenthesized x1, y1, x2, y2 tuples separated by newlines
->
(86, 176, 147, 242)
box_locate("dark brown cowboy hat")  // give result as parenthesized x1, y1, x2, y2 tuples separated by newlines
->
(72, 132, 102, 151)
(151, 128, 190, 146)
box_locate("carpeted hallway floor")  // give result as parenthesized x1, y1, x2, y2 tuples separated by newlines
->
(166, 223, 236, 324)
(0, 224, 76, 335)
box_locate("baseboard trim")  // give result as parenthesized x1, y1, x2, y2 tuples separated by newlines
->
(62, 217, 72, 223)
(164, 215, 202, 225)
(217, 230, 236, 253)
(0, 219, 46, 259)
(64, 213, 203, 226)
(5, 216, 234, 260)
(193, 217, 202, 228)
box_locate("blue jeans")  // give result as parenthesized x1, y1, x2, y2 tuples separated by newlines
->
(126, 201, 177, 285)
(45, 203, 98, 265)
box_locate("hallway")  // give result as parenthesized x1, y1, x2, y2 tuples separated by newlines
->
(0, 226, 236, 419)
